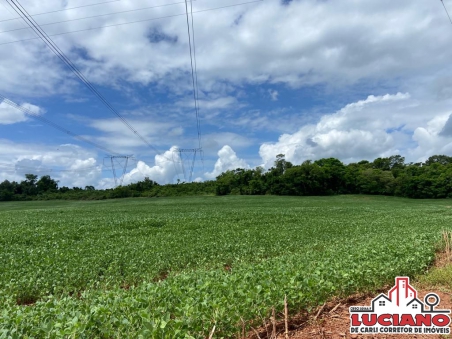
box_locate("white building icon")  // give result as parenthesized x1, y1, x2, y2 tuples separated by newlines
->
(350, 277, 451, 333)
(352, 276, 451, 315)
(388, 277, 417, 307)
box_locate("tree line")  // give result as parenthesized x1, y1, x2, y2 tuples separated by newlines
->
(1, 154, 452, 201)
(0, 174, 216, 201)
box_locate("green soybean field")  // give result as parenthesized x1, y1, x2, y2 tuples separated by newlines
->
(0, 195, 451, 338)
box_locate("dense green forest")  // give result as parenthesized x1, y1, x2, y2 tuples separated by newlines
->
(1, 154, 452, 201)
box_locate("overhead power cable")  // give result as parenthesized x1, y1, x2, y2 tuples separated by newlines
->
(0, 94, 119, 155)
(189, 0, 203, 169)
(5, 0, 164, 157)
(184, 0, 202, 150)
(0, 1, 194, 35)
(0, 1, 263, 46)
(441, 0, 452, 24)
(0, 0, 121, 23)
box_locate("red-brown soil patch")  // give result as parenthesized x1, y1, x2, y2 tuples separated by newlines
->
(246, 251, 452, 339)
(283, 289, 451, 339)
(245, 289, 451, 339)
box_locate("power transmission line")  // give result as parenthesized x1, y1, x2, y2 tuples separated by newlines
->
(106, 155, 133, 186)
(184, 0, 202, 150)
(190, 0, 201, 148)
(0, 0, 121, 23)
(171, 150, 181, 182)
(0, 1, 263, 46)
(441, 0, 452, 24)
(2, 0, 261, 182)
(2, 94, 183, 180)
(0, 95, 120, 155)
(5, 0, 165, 157)
(181, 0, 204, 175)
(174, 147, 200, 182)
(0, 1, 193, 35)
(189, 0, 204, 169)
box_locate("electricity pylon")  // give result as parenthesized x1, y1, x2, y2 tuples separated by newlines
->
(105, 155, 134, 187)
(173, 148, 202, 182)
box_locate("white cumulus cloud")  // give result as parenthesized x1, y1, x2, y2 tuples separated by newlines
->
(204, 145, 249, 179)
(259, 92, 452, 167)
(0, 101, 42, 125)
(107, 146, 183, 187)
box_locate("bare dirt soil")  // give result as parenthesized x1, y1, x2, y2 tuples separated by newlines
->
(246, 252, 452, 339)
(282, 289, 451, 339)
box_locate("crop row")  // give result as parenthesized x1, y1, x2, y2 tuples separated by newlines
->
(0, 196, 450, 337)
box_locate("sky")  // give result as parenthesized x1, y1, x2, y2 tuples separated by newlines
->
(1, 0, 452, 188)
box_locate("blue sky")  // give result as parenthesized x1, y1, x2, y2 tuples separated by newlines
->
(1, 0, 452, 188)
